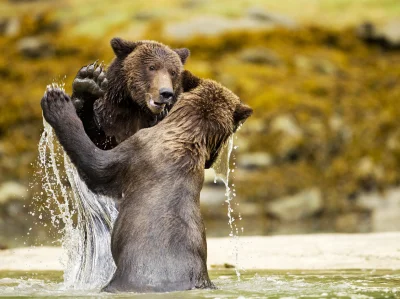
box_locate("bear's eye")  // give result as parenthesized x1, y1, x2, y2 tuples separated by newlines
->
(171, 70, 176, 76)
(149, 65, 156, 71)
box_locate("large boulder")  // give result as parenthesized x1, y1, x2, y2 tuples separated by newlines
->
(266, 188, 323, 221)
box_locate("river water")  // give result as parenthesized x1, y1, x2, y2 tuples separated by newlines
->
(0, 269, 399, 298)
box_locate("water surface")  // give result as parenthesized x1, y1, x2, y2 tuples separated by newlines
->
(1, 269, 398, 298)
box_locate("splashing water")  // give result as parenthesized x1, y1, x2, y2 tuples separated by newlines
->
(212, 134, 242, 280)
(37, 84, 117, 290)
(35, 82, 243, 288)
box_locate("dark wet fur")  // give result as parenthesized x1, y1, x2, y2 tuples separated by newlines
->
(41, 71, 252, 293)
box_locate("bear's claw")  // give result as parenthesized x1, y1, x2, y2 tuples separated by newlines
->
(72, 61, 108, 100)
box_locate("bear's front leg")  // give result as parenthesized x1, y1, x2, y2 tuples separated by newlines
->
(41, 87, 121, 197)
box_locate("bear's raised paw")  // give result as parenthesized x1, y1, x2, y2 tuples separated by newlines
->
(41, 87, 77, 129)
(72, 61, 108, 102)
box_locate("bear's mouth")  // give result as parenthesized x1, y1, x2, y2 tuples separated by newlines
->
(149, 98, 166, 109)
(145, 93, 166, 114)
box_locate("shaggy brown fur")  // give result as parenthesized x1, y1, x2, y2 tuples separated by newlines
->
(41, 70, 252, 293)
(72, 37, 190, 149)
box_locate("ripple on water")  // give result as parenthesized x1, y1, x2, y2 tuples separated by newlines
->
(0, 270, 399, 298)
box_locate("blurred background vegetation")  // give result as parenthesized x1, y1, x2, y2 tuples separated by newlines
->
(1, 0, 400, 248)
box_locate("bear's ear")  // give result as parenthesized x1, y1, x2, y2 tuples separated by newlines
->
(234, 103, 253, 125)
(174, 48, 190, 65)
(110, 37, 139, 59)
(181, 70, 201, 92)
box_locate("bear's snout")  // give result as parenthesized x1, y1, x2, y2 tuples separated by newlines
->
(159, 88, 174, 104)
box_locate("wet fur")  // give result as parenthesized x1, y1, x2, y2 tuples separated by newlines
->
(41, 71, 252, 293)
(73, 38, 189, 149)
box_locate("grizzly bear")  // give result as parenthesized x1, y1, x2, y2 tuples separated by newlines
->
(41, 70, 253, 293)
(71, 37, 190, 150)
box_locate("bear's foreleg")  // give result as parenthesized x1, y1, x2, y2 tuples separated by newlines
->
(41, 87, 122, 197)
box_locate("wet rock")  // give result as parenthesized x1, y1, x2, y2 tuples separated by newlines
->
(0, 181, 28, 204)
(358, 188, 400, 232)
(247, 7, 297, 28)
(0, 17, 20, 37)
(17, 37, 54, 59)
(237, 152, 272, 170)
(165, 16, 275, 40)
(240, 47, 282, 66)
(357, 20, 400, 50)
(266, 188, 322, 221)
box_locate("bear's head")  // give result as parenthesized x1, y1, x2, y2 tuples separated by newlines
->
(106, 37, 190, 115)
(168, 71, 253, 168)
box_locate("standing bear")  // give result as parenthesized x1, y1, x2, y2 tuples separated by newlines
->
(62, 38, 191, 288)
(71, 37, 190, 150)
(41, 70, 253, 293)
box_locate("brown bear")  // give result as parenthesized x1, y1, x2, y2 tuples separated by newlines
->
(41, 70, 253, 293)
(71, 37, 190, 150)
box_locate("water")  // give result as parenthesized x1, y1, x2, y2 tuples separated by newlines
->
(211, 135, 242, 279)
(37, 117, 117, 289)
(1, 269, 399, 298)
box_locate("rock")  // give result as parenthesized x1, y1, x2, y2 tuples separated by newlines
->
(0, 17, 20, 37)
(358, 188, 400, 232)
(270, 114, 302, 137)
(17, 37, 54, 59)
(357, 20, 400, 49)
(237, 152, 272, 170)
(165, 16, 275, 40)
(240, 47, 282, 66)
(355, 156, 384, 190)
(247, 7, 297, 28)
(334, 211, 371, 233)
(200, 186, 226, 205)
(0, 181, 28, 204)
(269, 114, 304, 159)
(266, 188, 322, 221)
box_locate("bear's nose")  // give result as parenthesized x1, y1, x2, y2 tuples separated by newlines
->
(159, 88, 174, 101)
